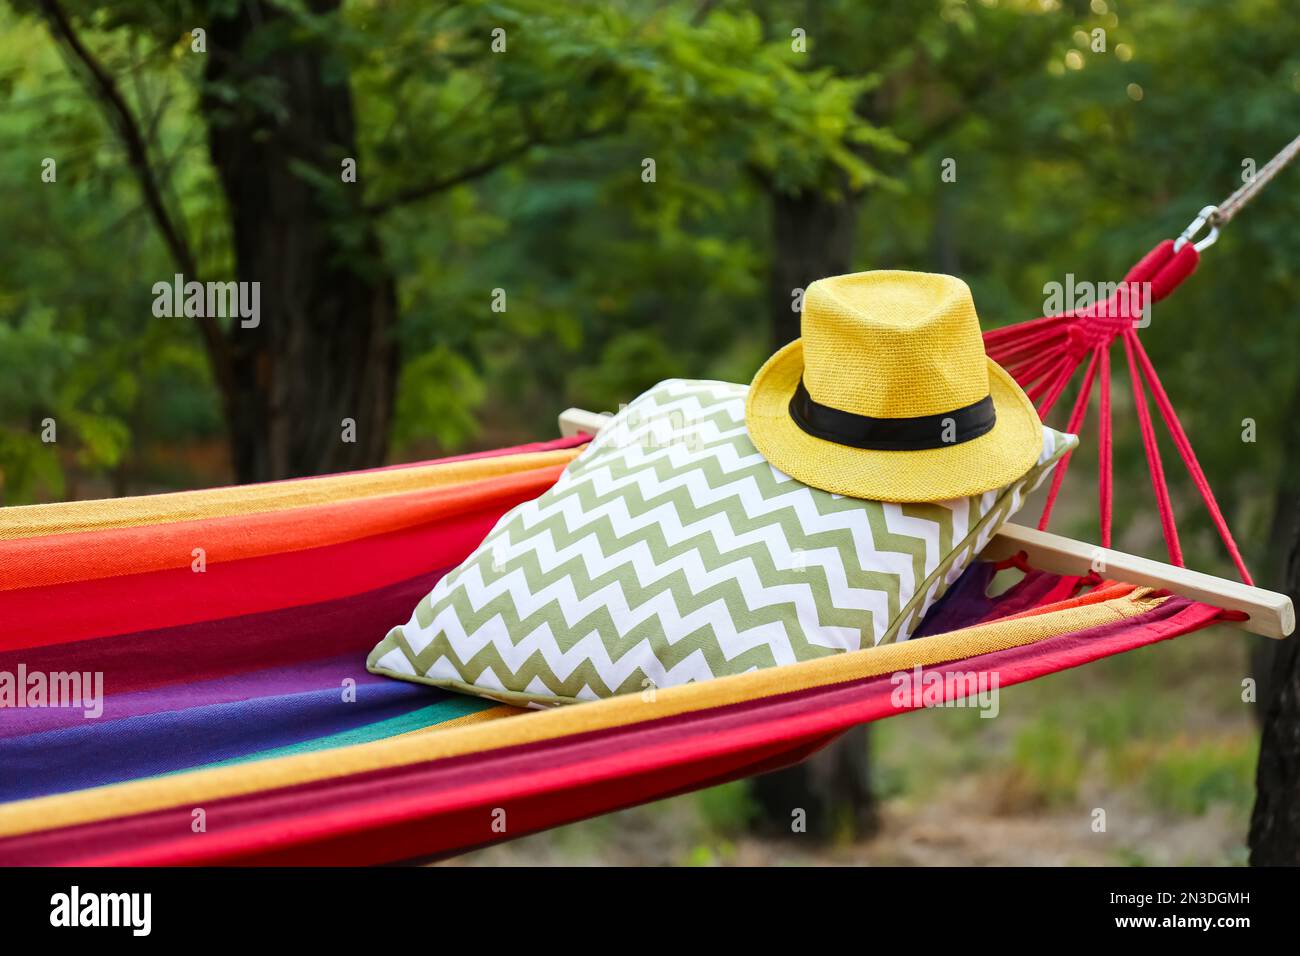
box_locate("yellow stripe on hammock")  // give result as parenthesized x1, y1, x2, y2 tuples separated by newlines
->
(0, 448, 582, 540)
(0, 590, 1163, 838)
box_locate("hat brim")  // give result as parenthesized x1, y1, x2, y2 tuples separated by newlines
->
(745, 340, 1044, 503)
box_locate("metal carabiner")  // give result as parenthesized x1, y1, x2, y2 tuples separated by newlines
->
(1173, 204, 1220, 253)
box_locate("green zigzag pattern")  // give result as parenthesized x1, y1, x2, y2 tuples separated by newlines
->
(404, 432, 939, 672)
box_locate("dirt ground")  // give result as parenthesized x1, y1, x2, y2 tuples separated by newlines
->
(439, 787, 1247, 867)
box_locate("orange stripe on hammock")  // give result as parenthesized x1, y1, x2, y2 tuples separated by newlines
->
(0, 464, 567, 591)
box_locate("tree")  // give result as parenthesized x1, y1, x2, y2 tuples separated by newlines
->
(13, 0, 878, 483)
(1252, 417, 1300, 863)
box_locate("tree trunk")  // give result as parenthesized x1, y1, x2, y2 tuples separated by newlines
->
(768, 186, 860, 349)
(749, 726, 878, 840)
(750, 183, 877, 841)
(1249, 385, 1300, 865)
(202, 1, 397, 483)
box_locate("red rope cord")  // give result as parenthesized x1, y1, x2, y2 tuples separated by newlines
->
(1098, 347, 1113, 548)
(1037, 347, 1101, 531)
(1003, 351, 1064, 385)
(1127, 334, 1254, 584)
(993, 338, 1069, 373)
(1122, 330, 1183, 566)
(983, 312, 1069, 346)
(1016, 350, 1071, 394)
(984, 237, 1252, 583)
(1026, 355, 1074, 407)
(1037, 353, 1084, 417)
(986, 323, 1069, 364)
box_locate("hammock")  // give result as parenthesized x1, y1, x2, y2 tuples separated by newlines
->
(0, 430, 1275, 865)
(2, 138, 1296, 866)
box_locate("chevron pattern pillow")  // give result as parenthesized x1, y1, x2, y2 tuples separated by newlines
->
(368, 379, 1076, 706)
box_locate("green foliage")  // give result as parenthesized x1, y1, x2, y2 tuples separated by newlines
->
(695, 780, 760, 836)
(354, 0, 889, 445)
(681, 841, 739, 866)
(392, 346, 486, 452)
(1006, 702, 1252, 817)
(1143, 736, 1257, 817)
(1010, 711, 1087, 807)
(0, 5, 223, 501)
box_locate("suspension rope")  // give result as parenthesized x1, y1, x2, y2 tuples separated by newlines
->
(1210, 132, 1300, 228)
(984, 133, 1300, 585)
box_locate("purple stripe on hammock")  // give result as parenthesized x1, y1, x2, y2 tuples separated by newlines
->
(0, 654, 387, 739)
(0, 682, 437, 802)
(913, 564, 1076, 638)
(912, 561, 1001, 637)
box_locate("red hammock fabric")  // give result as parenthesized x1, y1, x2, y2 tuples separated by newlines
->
(983, 240, 1252, 584)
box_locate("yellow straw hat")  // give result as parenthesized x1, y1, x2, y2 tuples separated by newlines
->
(746, 270, 1043, 503)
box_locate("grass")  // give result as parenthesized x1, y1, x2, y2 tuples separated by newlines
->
(1141, 736, 1257, 817)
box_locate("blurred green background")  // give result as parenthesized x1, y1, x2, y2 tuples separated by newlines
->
(2, 0, 1297, 864)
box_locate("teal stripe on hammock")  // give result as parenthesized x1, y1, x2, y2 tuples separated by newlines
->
(191, 695, 496, 770)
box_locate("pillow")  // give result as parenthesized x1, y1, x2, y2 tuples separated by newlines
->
(368, 379, 1076, 706)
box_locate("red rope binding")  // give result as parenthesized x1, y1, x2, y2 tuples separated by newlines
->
(984, 239, 1253, 585)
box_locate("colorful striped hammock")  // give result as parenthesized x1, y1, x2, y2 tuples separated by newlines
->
(0, 434, 1229, 865)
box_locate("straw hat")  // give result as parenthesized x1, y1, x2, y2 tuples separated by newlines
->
(745, 271, 1043, 502)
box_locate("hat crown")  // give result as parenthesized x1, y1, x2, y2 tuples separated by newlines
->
(801, 271, 990, 420)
